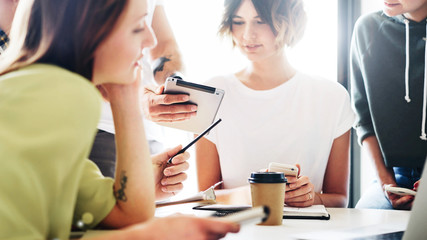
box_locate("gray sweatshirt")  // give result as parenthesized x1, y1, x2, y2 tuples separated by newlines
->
(350, 11, 426, 168)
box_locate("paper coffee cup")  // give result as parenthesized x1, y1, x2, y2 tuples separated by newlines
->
(248, 172, 286, 225)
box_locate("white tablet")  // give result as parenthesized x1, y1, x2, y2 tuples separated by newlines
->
(157, 77, 225, 133)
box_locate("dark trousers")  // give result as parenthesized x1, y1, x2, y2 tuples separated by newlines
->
(89, 129, 164, 178)
(89, 130, 117, 178)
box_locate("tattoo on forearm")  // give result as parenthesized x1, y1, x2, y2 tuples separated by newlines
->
(114, 171, 128, 202)
(152, 56, 171, 76)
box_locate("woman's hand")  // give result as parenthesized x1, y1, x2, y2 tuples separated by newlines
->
(96, 67, 142, 103)
(383, 184, 415, 210)
(116, 215, 240, 240)
(264, 163, 314, 207)
(141, 84, 197, 122)
(285, 175, 315, 207)
(151, 145, 190, 200)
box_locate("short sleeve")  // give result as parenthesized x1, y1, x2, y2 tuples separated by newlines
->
(334, 87, 356, 138)
(155, 0, 164, 6)
(203, 119, 218, 144)
(73, 160, 116, 228)
(0, 64, 105, 239)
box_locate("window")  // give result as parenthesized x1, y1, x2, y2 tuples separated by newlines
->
(358, 0, 383, 198)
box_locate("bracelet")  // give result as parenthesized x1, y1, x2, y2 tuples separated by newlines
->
(315, 192, 324, 205)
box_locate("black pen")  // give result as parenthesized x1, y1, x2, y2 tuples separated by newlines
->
(167, 118, 222, 164)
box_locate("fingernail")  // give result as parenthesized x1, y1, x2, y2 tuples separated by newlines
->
(161, 187, 167, 192)
(183, 95, 189, 101)
(164, 170, 171, 176)
(233, 224, 240, 232)
(191, 105, 197, 111)
(161, 179, 167, 185)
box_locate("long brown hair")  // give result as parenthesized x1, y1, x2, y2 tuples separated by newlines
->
(219, 0, 307, 49)
(0, 0, 128, 80)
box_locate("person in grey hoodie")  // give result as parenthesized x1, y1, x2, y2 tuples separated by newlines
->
(351, 0, 427, 210)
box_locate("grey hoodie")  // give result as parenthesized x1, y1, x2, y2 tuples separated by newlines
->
(350, 11, 426, 168)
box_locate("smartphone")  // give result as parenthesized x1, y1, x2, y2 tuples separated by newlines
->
(268, 162, 299, 177)
(384, 186, 417, 196)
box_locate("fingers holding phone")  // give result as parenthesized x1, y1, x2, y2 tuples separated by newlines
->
(285, 175, 315, 207)
(267, 162, 314, 207)
(384, 184, 416, 210)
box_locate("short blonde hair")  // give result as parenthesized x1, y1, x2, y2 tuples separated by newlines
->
(219, 0, 307, 49)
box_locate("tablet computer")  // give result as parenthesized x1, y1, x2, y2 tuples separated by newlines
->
(157, 77, 225, 133)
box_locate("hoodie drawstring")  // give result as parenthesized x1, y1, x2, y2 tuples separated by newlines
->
(404, 19, 411, 103)
(403, 18, 427, 141)
(420, 20, 427, 140)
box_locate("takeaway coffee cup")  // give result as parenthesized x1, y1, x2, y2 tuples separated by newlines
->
(248, 172, 287, 225)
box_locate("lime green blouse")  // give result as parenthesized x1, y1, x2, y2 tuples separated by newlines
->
(0, 64, 116, 240)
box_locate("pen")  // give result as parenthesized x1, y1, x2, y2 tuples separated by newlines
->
(167, 118, 222, 164)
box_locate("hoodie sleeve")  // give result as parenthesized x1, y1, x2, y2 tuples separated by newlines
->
(350, 16, 376, 145)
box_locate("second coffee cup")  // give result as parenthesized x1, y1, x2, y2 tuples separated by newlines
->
(248, 172, 287, 226)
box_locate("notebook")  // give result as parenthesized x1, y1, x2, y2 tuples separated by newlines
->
(193, 204, 330, 220)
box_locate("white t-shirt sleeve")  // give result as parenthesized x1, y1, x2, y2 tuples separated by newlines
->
(334, 88, 356, 138)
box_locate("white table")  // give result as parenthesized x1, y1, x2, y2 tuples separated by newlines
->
(156, 203, 410, 240)
(83, 204, 410, 239)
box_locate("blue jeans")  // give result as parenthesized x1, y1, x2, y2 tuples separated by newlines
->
(355, 167, 422, 209)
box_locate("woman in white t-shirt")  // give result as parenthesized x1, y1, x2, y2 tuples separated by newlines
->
(196, 0, 355, 207)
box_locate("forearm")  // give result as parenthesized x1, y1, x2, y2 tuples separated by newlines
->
(314, 192, 348, 207)
(362, 136, 396, 186)
(214, 185, 252, 205)
(110, 89, 155, 223)
(150, 5, 184, 85)
(318, 131, 350, 207)
(151, 42, 183, 85)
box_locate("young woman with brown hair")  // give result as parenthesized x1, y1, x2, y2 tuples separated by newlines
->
(0, 0, 239, 239)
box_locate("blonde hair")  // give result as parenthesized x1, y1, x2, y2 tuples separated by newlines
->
(0, 0, 127, 79)
(219, 0, 307, 49)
